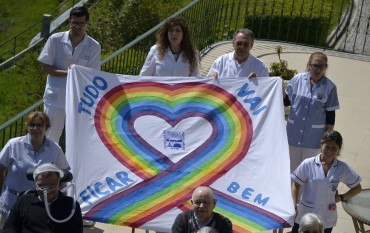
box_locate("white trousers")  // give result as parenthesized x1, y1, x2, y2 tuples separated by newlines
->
(44, 104, 65, 144)
(289, 145, 320, 173)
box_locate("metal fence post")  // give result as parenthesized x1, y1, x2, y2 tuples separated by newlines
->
(41, 14, 51, 39)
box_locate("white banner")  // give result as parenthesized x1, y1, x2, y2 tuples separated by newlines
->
(65, 65, 294, 232)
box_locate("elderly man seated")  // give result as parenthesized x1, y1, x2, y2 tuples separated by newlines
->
(3, 163, 82, 233)
(298, 213, 324, 233)
(172, 186, 232, 233)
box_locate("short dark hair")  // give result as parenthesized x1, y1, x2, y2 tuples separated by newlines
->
(320, 130, 343, 150)
(70, 6, 89, 21)
(233, 28, 254, 44)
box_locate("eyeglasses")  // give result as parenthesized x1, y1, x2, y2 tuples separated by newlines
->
(310, 64, 327, 70)
(234, 41, 250, 48)
(70, 21, 86, 27)
(28, 123, 45, 128)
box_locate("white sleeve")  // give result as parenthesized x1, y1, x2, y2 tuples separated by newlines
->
(191, 55, 201, 77)
(139, 45, 157, 76)
(207, 56, 222, 77)
(38, 35, 55, 66)
(0, 140, 12, 168)
(341, 163, 362, 188)
(86, 40, 101, 70)
(260, 64, 269, 77)
(291, 159, 309, 185)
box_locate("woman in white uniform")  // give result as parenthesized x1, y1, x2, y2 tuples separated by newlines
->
(139, 16, 200, 77)
(291, 130, 362, 233)
(0, 112, 69, 230)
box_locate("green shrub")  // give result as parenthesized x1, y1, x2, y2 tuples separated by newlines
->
(269, 46, 297, 80)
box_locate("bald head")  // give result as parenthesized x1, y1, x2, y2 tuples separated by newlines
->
(191, 186, 216, 223)
(192, 186, 214, 200)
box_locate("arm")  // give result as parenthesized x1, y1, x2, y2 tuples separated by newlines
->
(326, 124, 334, 131)
(2, 199, 22, 233)
(0, 142, 11, 190)
(284, 77, 295, 106)
(326, 110, 335, 131)
(291, 181, 301, 209)
(221, 218, 233, 233)
(191, 52, 201, 77)
(172, 213, 186, 233)
(42, 63, 68, 77)
(283, 94, 291, 106)
(247, 72, 257, 79)
(86, 42, 101, 70)
(207, 58, 221, 78)
(247, 64, 268, 79)
(259, 64, 269, 78)
(139, 46, 156, 76)
(335, 183, 362, 203)
(70, 202, 83, 233)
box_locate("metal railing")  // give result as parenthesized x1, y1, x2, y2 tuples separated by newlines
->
(0, 0, 80, 63)
(1, 0, 369, 150)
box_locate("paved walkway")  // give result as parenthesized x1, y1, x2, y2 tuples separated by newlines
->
(84, 41, 370, 233)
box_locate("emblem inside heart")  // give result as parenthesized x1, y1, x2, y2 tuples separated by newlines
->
(134, 115, 212, 163)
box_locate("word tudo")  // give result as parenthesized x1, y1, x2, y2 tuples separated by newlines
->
(80, 171, 135, 205)
(78, 76, 108, 115)
(237, 83, 267, 115)
(227, 181, 270, 206)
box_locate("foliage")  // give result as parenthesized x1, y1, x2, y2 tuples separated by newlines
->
(89, 0, 191, 54)
(244, 0, 351, 46)
(0, 0, 71, 62)
(0, 50, 45, 124)
(269, 46, 297, 80)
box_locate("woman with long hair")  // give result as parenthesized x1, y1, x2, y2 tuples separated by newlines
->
(139, 16, 200, 77)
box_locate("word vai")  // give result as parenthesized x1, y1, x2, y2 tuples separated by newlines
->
(80, 171, 135, 205)
(237, 83, 267, 115)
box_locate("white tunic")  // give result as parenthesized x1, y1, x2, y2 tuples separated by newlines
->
(139, 45, 200, 77)
(291, 154, 361, 228)
(38, 31, 101, 108)
(207, 52, 269, 78)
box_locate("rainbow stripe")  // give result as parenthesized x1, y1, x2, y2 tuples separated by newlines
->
(89, 82, 288, 232)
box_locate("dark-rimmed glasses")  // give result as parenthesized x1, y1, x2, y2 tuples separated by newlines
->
(28, 123, 45, 128)
(310, 64, 327, 70)
(70, 21, 86, 27)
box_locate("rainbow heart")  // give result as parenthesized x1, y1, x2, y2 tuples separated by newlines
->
(87, 82, 287, 232)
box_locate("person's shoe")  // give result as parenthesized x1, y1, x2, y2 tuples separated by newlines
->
(83, 220, 94, 227)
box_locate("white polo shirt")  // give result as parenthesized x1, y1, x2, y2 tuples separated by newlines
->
(38, 31, 101, 108)
(139, 45, 200, 77)
(291, 154, 361, 228)
(207, 52, 269, 78)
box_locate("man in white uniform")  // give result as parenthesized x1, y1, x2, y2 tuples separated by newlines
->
(38, 6, 101, 143)
(208, 28, 268, 79)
